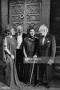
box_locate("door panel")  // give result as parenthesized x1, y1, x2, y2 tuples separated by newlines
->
(9, 0, 42, 33)
(9, 0, 25, 28)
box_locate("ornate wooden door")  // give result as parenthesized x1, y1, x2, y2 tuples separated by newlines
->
(9, 0, 42, 33)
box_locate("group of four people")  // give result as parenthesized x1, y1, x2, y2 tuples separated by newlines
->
(3, 24, 56, 89)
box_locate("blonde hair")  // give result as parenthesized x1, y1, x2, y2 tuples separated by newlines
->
(39, 24, 48, 33)
(5, 24, 14, 34)
(17, 25, 23, 33)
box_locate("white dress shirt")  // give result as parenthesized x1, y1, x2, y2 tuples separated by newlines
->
(17, 34, 23, 49)
(42, 37, 45, 45)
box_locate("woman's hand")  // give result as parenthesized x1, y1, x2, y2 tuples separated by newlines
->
(11, 54, 14, 60)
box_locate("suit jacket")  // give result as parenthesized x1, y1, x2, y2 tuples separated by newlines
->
(37, 34, 56, 60)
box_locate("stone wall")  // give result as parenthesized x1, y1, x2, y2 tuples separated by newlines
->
(1, 0, 8, 31)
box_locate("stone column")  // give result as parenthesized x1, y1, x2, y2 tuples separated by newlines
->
(41, 0, 50, 29)
(1, 0, 8, 31)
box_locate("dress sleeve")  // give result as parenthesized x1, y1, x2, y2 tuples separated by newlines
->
(4, 37, 7, 50)
(4, 37, 11, 56)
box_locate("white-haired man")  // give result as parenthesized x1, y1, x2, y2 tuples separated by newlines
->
(37, 24, 56, 88)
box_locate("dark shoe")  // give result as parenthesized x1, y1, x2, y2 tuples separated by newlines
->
(26, 82, 31, 86)
(31, 82, 37, 86)
(36, 83, 43, 87)
(46, 85, 50, 88)
(36, 81, 43, 86)
(39, 82, 43, 85)
(44, 83, 50, 88)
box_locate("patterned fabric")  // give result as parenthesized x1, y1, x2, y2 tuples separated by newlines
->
(23, 37, 37, 57)
(3, 36, 22, 89)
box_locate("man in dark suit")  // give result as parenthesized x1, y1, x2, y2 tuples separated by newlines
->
(37, 24, 56, 88)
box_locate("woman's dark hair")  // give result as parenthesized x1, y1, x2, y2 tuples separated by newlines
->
(27, 25, 34, 36)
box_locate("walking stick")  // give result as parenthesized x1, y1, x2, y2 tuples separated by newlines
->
(30, 58, 36, 85)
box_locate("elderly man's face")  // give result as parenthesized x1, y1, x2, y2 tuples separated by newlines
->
(39, 29, 48, 36)
(17, 26, 23, 34)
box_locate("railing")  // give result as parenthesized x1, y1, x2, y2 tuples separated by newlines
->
(24, 57, 49, 63)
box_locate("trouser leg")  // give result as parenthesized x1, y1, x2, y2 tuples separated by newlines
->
(33, 64, 37, 85)
(46, 64, 53, 83)
(19, 63, 23, 81)
(23, 64, 30, 83)
(39, 64, 46, 83)
(16, 50, 20, 79)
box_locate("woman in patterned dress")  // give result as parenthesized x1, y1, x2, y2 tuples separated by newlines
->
(3, 25, 22, 89)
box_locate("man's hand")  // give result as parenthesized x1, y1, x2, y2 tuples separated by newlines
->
(48, 59, 54, 65)
(33, 55, 37, 58)
(33, 55, 37, 61)
(25, 57, 29, 61)
(24, 55, 28, 58)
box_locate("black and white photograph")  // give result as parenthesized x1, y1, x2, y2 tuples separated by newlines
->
(0, 0, 60, 90)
